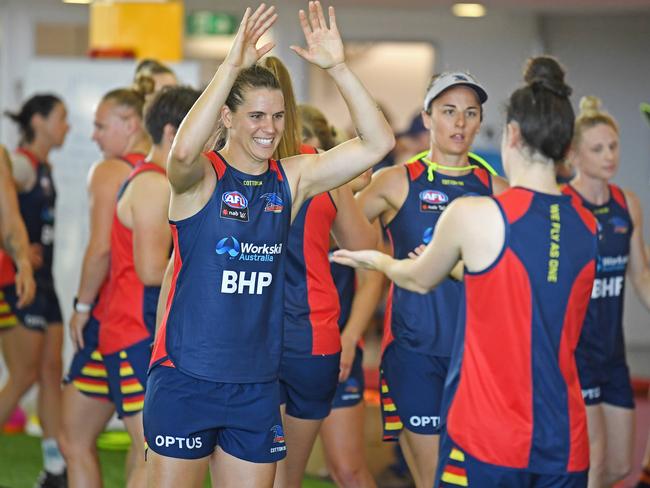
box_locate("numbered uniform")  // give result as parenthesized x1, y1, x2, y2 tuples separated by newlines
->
(0, 148, 60, 331)
(63, 153, 145, 401)
(145, 151, 292, 463)
(562, 184, 635, 409)
(380, 156, 493, 440)
(436, 187, 597, 487)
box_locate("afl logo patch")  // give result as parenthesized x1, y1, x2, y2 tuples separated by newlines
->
(419, 190, 448, 212)
(221, 191, 249, 222)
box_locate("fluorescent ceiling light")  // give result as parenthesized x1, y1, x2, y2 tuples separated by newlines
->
(452, 3, 486, 18)
(63, 0, 92, 3)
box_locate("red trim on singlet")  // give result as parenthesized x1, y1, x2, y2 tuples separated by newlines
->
(448, 248, 533, 468)
(129, 161, 166, 178)
(304, 193, 340, 355)
(15, 147, 40, 170)
(380, 229, 397, 355)
(558, 260, 594, 472)
(498, 187, 534, 224)
(473, 167, 491, 189)
(121, 153, 146, 168)
(149, 224, 182, 368)
(405, 160, 425, 181)
(203, 151, 227, 180)
(609, 184, 628, 211)
(569, 198, 598, 235)
(300, 144, 318, 154)
(268, 160, 284, 182)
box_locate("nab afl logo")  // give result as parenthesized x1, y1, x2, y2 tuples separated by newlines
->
(222, 191, 248, 209)
(221, 191, 249, 222)
(419, 190, 448, 212)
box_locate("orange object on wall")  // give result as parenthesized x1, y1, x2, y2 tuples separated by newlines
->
(89, 1, 183, 61)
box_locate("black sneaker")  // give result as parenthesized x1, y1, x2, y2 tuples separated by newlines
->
(34, 470, 67, 488)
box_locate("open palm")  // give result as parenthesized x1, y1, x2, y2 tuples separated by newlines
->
(225, 4, 277, 70)
(291, 1, 344, 69)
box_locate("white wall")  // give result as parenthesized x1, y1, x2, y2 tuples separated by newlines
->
(542, 13, 650, 349)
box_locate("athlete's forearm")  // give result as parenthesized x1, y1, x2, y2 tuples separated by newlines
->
(342, 269, 384, 343)
(75, 244, 110, 304)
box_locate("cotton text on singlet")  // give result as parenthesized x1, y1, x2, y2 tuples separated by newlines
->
(150, 151, 292, 383)
(562, 184, 632, 367)
(383, 157, 493, 356)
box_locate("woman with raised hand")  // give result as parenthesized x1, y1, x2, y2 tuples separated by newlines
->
(334, 56, 598, 488)
(144, 2, 393, 487)
(0, 94, 68, 488)
(59, 80, 152, 488)
(353, 71, 507, 488)
(563, 96, 650, 488)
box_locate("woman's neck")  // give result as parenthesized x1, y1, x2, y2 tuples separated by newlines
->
(124, 132, 152, 157)
(424, 147, 472, 176)
(22, 140, 51, 162)
(508, 153, 561, 195)
(220, 142, 269, 175)
(570, 172, 610, 205)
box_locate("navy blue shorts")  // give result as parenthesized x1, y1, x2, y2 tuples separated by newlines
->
(63, 316, 111, 401)
(577, 356, 634, 409)
(380, 343, 449, 440)
(2, 283, 62, 331)
(436, 433, 588, 488)
(279, 353, 340, 420)
(144, 365, 286, 463)
(104, 338, 151, 418)
(332, 347, 364, 409)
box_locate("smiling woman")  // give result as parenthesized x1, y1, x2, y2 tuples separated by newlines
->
(143, 2, 393, 487)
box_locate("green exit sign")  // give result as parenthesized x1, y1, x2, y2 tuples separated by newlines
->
(186, 11, 236, 36)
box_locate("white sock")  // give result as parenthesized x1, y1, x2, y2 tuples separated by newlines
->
(42, 438, 66, 475)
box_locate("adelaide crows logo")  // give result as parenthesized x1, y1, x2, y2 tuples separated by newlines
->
(261, 193, 284, 213)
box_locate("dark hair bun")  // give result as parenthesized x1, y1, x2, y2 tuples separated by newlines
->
(133, 73, 156, 98)
(523, 56, 572, 98)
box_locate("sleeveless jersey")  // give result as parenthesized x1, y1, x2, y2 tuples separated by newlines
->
(444, 187, 597, 473)
(383, 157, 493, 356)
(0, 148, 56, 287)
(98, 162, 165, 355)
(562, 184, 632, 366)
(91, 152, 147, 323)
(150, 151, 292, 383)
(330, 258, 355, 330)
(283, 191, 339, 357)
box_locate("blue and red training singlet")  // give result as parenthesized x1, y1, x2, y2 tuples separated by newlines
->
(383, 157, 493, 356)
(97, 162, 165, 355)
(562, 184, 632, 368)
(443, 187, 597, 473)
(0, 148, 56, 287)
(150, 151, 292, 383)
(91, 153, 147, 324)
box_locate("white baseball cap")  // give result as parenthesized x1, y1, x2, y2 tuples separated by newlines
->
(423, 72, 488, 111)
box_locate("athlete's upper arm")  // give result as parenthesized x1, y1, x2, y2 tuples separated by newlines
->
(356, 166, 406, 223)
(131, 172, 172, 285)
(624, 189, 650, 308)
(330, 185, 377, 251)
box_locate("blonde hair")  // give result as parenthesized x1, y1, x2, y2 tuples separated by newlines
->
(261, 56, 301, 159)
(574, 96, 619, 145)
(299, 104, 336, 150)
(102, 75, 155, 118)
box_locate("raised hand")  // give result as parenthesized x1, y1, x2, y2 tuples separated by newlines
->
(225, 4, 278, 70)
(290, 1, 344, 69)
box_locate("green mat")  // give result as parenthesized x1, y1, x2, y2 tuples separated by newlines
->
(0, 434, 334, 488)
